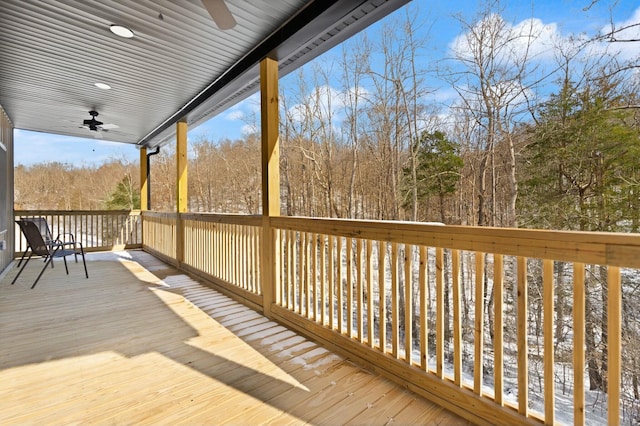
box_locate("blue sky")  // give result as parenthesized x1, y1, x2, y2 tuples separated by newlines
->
(14, 0, 640, 167)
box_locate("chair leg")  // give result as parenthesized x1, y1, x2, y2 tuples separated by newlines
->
(12, 253, 34, 284)
(32, 256, 55, 289)
(16, 246, 30, 267)
(79, 244, 88, 279)
(62, 256, 69, 275)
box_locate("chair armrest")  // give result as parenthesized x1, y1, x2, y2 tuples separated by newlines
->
(49, 240, 77, 248)
(55, 232, 77, 243)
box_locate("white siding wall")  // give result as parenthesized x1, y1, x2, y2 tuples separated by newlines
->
(0, 105, 14, 273)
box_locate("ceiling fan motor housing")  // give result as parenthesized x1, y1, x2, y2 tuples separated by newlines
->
(83, 110, 103, 131)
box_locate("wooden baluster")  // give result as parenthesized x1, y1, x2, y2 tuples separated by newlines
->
(337, 236, 344, 333)
(404, 244, 413, 364)
(291, 230, 297, 311)
(346, 237, 353, 337)
(391, 242, 399, 359)
(608, 266, 621, 426)
(311, 233, 317, 321)
(227, 224, 232, 282)
(379, 242, 387, 353)
(436, 247, 444, 378)
(474, 252, 485, 395)
(452, 249, 462, 386)
(419, 246, 428, 372)
(298, 231, 304, 315)
(543, 259, 555, 425)
(240, 225, 246, 289)
(328, 235, 335, 330)
(357, 238, 363, 343)
(222, 224, 227, 281)
(202, 222, 207, 275)
(305, 232, 311, 317)
(366, 240, 374, 348)
(573, 263, 585, 426)
(494, 254, 504, 405)
(283, 230, 289, 309)
(233, 225, 238, 285)
(320, 235, 326, 325)
(246, 225, 251, 291)
(517, 256, 529, 416)
(248, 225, 253, 292)
(256, 226, 262, 294)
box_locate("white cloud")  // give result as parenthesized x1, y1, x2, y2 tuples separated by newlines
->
(225, 110, 244, 121)
(240, 123, 258, 136)
(511, 18, 561, 61)
(286, 85, 349, 124)
(431, 87, 460, 103)
(450, 7, 640, 69)
(244, 92, 261, 113)
(449, 14, 563, 66)
(602, 6, 640, 60)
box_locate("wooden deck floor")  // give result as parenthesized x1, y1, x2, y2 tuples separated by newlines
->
(0, 250, 471, 425)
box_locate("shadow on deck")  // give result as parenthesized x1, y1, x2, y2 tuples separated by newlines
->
(0, 250, 471, 425)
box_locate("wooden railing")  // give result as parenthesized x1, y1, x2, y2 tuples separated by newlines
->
(14, 210, 141, 253)
(142, 212, 263, 309)
(25, 210, 639, 425)
(142, 213, 640, 425)
(266, 217, 639, 426)
(142, 212, 177, 261)
(181, 213, 262, 295)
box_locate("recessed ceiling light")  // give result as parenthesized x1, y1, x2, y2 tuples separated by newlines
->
(110, 24, 134, 38)
(94, 82, 111, 90)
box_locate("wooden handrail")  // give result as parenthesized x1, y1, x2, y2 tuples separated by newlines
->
(269, 216, 640, 268)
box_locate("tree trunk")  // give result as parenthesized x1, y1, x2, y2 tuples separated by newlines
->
(585, 266, 604, 391)
(477, 152, 489, 226)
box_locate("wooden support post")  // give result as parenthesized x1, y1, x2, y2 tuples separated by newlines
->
(139, 147, 148, 211)
(176, 120, 188, 265)
(139, 147, 148, 247)
(260, 57, 280, 318)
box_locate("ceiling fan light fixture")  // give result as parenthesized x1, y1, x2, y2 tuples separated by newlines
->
(94, 82, 111, 90)
(109, 24, 134, 38)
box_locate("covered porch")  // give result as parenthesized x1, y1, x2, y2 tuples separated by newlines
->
(0, 249, 466, 425)
(2, 1, 640, 425)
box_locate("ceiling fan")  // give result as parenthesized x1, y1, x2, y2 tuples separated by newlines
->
(201, 0, 236, 30)
(81, 110, 119, 138)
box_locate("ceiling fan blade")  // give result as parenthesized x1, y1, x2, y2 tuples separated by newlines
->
(101, 123, 119, 130)
(93, 131, 103, 139)
(201, 0, 236, 30)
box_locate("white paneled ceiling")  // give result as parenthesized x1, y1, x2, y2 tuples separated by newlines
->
(0, 0, 409, 147)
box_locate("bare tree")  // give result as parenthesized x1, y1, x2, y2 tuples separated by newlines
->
(442, 2, 546, 227)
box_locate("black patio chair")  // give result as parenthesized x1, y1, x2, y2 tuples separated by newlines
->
(12, 220, 88, 289)
(16, 216, 78, 267)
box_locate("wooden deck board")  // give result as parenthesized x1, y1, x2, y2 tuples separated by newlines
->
(0, 250, 471, 425)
